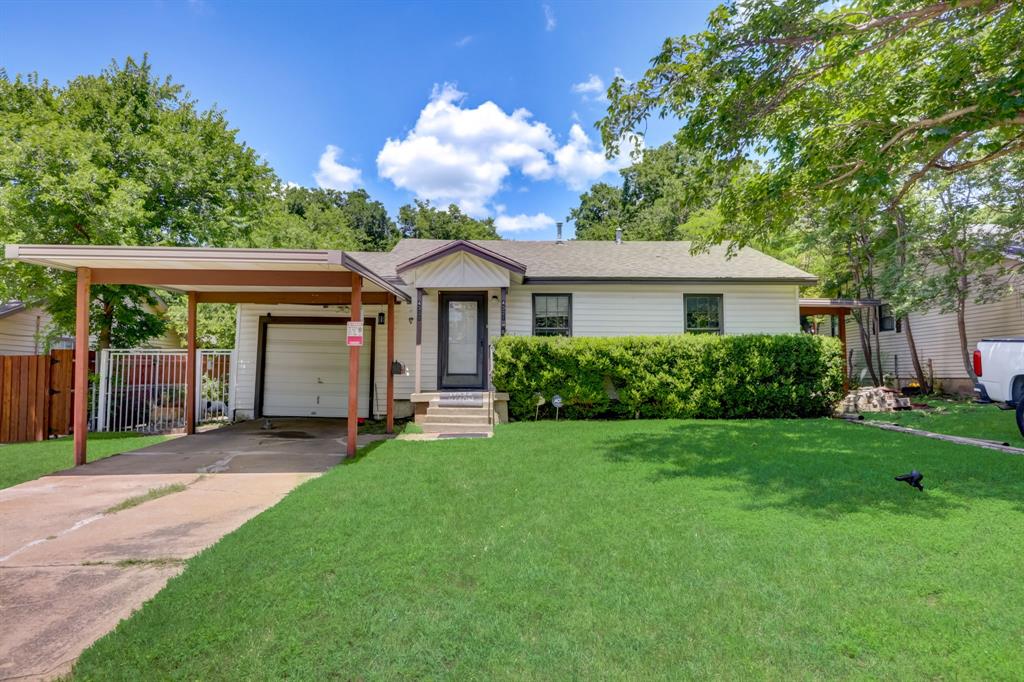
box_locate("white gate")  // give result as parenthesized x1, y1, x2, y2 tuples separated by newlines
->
(95, 349, 235, 433)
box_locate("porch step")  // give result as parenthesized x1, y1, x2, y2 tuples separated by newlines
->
(425, 406, 491, 418)
(422, 413, 491, 425)
(420, 422, 493, 435)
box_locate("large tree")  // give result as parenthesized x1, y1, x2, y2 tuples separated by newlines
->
(567, 183, 624, 240)
(164, 185, 397, 348)
(247, 186, 365, 251)
(397, 199, 500, 240)
(568, 140, 727, 242)
(0, 56, 276, 348)
(600, 0, 1024, 243)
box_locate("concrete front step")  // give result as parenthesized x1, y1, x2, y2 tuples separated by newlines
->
(422, 413, 491, 425)
(421, 422, 494, 435)
(426, 406, 492, 417)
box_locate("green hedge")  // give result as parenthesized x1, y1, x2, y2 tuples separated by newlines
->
(492, 334, 844, 421)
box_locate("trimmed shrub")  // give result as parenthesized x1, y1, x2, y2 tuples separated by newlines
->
(492, 334, 843, 421)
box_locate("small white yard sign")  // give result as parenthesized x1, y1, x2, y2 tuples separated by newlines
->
(346, 321, 364, 347)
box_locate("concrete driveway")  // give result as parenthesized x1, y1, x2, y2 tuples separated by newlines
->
(0, 419, 383, 681)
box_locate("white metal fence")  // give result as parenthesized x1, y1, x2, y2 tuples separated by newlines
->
(94, 349, 235, 433)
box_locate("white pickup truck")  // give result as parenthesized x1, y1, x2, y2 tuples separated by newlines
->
(974, 338, 1024, 437)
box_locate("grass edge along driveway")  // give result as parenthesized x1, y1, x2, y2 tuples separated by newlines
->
(861, 396, 1023, 448)
(0, 433, 170, 490)
(74, 419, 1024, 680)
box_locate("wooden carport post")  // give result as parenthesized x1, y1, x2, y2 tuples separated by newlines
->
(73, 267, 91, 466)
(185, 291, 197, 435)
(386, 294, 395, 434)
(347, 275, 362, 457)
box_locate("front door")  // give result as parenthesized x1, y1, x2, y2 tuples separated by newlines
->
(438, 292, 487, 389)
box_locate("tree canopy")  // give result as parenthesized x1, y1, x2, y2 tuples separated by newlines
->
(0, 56, 276, 347)
(568, 140, 726, 243)
(600, 0, 1024, 243)
(397, 199, 500, 240)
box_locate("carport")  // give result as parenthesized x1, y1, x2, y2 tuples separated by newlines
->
(4, 245, 411, 460)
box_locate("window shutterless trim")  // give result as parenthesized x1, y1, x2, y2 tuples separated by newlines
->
(683, 293, 724, 335)
(532, 293, 573, 336)
(879, 304, 896, 332)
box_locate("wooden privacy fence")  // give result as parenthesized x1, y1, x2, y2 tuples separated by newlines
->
(0, 349, 75, 443)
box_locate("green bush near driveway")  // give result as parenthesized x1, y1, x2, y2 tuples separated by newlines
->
(493, 333, 844, 421)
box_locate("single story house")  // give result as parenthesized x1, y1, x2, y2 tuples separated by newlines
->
(5, 239, 821, 459)
(0, 301, 66, 355)
(0, 299, 180, 356)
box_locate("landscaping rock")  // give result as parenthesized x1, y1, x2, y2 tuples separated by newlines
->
(834, 387, 912, 416)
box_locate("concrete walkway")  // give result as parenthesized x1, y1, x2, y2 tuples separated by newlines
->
(0, 419, 384, 681)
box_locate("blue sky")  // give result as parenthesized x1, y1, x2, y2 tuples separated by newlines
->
(1, 0, 718, 239)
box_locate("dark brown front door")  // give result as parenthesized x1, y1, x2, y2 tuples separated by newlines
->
(438, 292, 487, 389)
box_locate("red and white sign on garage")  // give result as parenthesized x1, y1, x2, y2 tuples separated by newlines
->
(346, 321, 363, 346)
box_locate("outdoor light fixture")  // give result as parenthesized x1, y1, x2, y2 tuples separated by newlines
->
(490, 294, 499, 303)
(377, 312, 385, 325)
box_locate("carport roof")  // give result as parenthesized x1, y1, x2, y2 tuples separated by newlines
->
(4, 244, 410, 301)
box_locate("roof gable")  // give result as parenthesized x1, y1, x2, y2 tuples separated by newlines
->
(395, 240, 527, 275)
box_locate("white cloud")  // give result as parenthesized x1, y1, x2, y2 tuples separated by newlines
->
(455, 35, 473, 47)
(377, 83, 558, 216)
(495, 212, 556, 233)
(313, 145, 363, 190)
(376, 84, 639, 214)
(553, 124, 637, 191)
(543, 3, 556, 31)
(571, 74, 604, 95)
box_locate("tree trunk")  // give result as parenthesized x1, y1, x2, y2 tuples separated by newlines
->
(950, 245, 976, 382)
(98, 301, 113, 351)
(902, 316, 930, 392)
(872, 305, 884, 382)
(956, 288, 975, 381)
(855, 311, 881, 386)
(893, 208, 929, 391)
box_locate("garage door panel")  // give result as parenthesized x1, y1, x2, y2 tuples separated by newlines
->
(261, 324, 371, 418)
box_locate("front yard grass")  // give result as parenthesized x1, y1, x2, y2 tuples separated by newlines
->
(861, 395, 1024, 448)
(74, 419, 1024, 680)
(0, 432, 170, 490)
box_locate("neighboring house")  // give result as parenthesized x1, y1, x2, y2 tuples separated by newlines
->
(0, 301, 71, 355)
(0, 300, 181, 356)
(844, 255, 1024, 394)
(230, 239, 817, 421)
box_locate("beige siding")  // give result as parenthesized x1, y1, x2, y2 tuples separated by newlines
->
(846, 263, 1024, 383)
(0, 307, 48, 355)
(233, 282, 801, 419)
(506, 284, 799, 336)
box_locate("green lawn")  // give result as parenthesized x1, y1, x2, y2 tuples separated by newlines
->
(75, 420, 1023, 680)
(861, 396, 1024, 448)
(0, 432, 170, 490)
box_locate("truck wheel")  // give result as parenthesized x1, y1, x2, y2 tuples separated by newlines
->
(1017, 401, 1024, 438)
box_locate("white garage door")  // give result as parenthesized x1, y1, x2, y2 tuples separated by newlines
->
(261, 324, 371, 418)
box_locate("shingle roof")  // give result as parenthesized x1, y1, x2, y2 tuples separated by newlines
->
(0, 301, 27, 319)
(347, 239, 817, 284)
